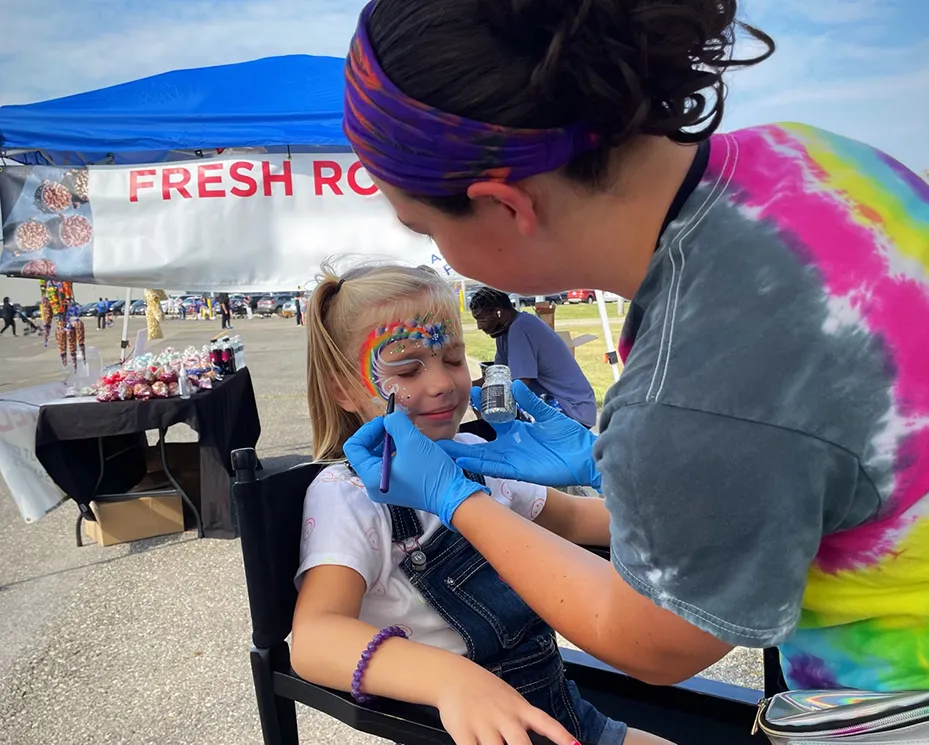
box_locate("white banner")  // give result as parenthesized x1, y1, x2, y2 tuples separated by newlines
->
(0, 154, 461, 290)
(0, 383, 68, 523)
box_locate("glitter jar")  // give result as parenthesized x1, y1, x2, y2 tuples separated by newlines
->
(481, 365, 517, 424)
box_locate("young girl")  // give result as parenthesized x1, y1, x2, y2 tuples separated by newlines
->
(293, 264, 672, 745)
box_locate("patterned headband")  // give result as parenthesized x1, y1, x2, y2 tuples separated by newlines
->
(343, 1, 601, 197)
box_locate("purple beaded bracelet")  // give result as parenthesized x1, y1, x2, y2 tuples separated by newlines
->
(351, 625, 409, 704)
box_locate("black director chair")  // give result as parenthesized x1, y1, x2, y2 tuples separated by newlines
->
(232, 421, 778, 745)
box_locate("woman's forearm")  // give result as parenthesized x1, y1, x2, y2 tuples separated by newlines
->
(451, 494, 729, 683)
(291, 612, 473, 706)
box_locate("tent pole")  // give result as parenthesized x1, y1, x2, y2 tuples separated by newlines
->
(595, 290, 621, 383)
(120, 287, 132, 362)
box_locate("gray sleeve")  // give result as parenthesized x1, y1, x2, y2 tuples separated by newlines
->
(595, 402, 860, 648)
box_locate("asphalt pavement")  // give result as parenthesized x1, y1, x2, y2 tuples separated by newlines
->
(0, 315, 762, 744)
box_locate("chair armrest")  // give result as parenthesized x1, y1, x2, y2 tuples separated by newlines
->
(275, 672, 587, 745)
(578, 544, 610, 561)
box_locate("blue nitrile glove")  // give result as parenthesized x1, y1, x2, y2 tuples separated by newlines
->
(343, 411, 490, 529)
(439, 381, 602, 490)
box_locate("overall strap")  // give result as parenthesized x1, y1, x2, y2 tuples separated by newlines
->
(389, 506, 423, 543)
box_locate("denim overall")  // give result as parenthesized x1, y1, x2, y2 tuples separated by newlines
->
(387, 500, 627, 745)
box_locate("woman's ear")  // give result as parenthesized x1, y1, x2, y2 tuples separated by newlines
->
(466, 181, 538, 238)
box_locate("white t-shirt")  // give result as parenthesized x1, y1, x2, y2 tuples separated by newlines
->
(295, 433, 546, 656)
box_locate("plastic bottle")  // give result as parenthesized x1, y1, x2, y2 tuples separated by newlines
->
(178, 368, 192, 399)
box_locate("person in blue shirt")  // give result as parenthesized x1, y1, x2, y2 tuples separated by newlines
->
(470, 288, 597, 429)
(95, 298, 108, 330)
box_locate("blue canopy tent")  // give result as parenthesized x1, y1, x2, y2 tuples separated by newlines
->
(0, 54, 459, 295)
(0, 54, 351, 165)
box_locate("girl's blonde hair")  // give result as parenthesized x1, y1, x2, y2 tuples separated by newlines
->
(306, 262, 462, 460)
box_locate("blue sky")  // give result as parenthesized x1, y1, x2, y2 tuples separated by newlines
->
(1, 0, 927, 171)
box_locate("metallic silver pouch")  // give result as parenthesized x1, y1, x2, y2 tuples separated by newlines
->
(753, 689, 929, 743)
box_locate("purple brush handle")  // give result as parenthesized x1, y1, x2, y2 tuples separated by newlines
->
(379, 393, 395, 493)
(378, 432, 393, 493)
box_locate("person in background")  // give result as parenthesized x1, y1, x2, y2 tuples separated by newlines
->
(95, 297, 107, 330)
(218, 292, 232, 330)
(178, 297, 187, 321)
(1, 297, 17, 337)
(295, 293, 303, 326)
(470, 288, 597, 428)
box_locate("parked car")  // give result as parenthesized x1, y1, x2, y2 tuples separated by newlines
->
(130, 299, 147, 315)
(512, 292, 566, 307)
(256, 293, 293, 316)
(567, 289, 621, 304)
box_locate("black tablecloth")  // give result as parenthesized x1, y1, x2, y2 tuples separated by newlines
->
(35, 368, 261, 538)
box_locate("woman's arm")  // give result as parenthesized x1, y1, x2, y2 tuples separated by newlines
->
(451, 494, 732, 685)
(291, 564, 576, 745)
(534, 488, 610, 546)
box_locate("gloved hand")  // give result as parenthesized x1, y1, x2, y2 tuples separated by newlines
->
(439, 381, 601, 490)
(343, 411, 490, 529)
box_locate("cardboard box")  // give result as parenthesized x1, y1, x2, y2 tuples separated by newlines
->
(556, 332, 598, 358)
(535, 302, 556, 329)
(84, 441, 198, 546)
(84, 494, 185, 547)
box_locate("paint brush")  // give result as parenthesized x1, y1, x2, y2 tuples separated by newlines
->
(379, 393, 396, 493)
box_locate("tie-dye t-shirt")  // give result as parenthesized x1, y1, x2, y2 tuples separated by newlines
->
(596, 123, 928, 692)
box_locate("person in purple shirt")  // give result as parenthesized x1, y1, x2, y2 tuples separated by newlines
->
(470, 288, 597, 429)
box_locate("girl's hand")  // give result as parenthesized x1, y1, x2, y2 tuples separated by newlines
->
(439, 382, 602, 490)
(436, 662, 576, 745)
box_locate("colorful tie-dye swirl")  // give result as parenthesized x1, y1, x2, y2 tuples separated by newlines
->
(343, 1, 600, 197)
(725, 124, 929, 692)
(359, 318, 451, 400)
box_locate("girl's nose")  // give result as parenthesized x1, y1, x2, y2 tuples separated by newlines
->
(424, 361, 454, 395)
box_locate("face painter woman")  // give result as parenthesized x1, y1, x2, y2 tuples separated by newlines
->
(342, 0, 929, 710)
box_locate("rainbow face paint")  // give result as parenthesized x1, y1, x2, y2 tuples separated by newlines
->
(360, 317, 452, 400)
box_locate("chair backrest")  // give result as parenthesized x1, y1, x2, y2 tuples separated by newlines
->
(232, 448, 324, 649)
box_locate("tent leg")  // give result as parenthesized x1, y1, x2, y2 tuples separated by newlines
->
(120, 287, 132, 362)
(595, 290, 621, 383)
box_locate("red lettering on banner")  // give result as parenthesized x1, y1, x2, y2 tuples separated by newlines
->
(314, 161, 344, 196)
(197, 163, 225, 198)
(262, 160, 293, 196)
(126, 159, 381, 201)
(162, 168, 193, 199)
(129, 169, 156, 202)
(230, 162, 258, 197)
(347, 162, 378, 196)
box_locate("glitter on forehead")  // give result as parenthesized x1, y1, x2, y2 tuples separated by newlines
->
(359, 317, 452, 400)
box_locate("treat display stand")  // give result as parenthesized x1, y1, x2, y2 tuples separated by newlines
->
(36, 367, 260, 544)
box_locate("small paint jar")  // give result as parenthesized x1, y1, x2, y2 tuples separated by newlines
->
(481, 365, 517, 424)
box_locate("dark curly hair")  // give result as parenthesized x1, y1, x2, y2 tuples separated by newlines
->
(469, 287, 514, 314)
(366, 0, 774, 215)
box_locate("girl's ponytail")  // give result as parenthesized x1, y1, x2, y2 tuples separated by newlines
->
(305, 272, 366, 460)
